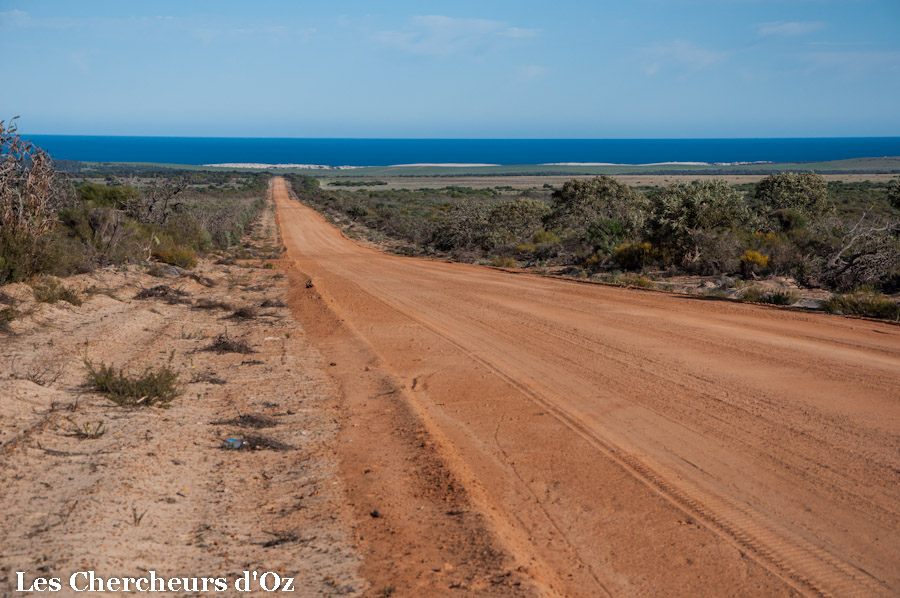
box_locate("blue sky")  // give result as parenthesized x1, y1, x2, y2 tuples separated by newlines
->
(1, 0, 898, 138)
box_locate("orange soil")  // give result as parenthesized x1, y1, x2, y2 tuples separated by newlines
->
(275, 176, 900, 598)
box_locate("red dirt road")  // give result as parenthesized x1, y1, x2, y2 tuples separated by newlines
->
(274, 177, 900, 597)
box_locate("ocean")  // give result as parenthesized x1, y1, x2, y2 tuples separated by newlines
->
(22, 136, 900, 167)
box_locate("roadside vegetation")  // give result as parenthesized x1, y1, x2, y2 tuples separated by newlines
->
(285, 171, 900, 319)
(1, 118, 266, 286)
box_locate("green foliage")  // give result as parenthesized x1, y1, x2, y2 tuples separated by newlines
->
(433, 200, 492, 251)
(648, 179, 750, 265)
(546, 176, 644, 237)
(740, 286, 799, 305)
(330, 180, 388, 187)
(77, 182, 141, 208)
(771, 208, 807, 232)
(532, 230, 560, 245)
(612, 241, 656, 271)
(585, 218, 627, 255)
(888, 179, 900, 211)
(0, 305, 17, 332)
(152, 246, 198, 269)
(31, 277, 82, 306)
(755, 172, 831, 220)
(487, 198, 551, 245)
(823, 288, 899, 320)
(84, 359, 180, 407)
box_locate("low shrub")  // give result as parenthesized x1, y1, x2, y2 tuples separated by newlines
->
(740, 250, 770, 277)
(532, 230, 561, 245)
(741, 286, 800, 306)
(604, 272, 655, 288)
(84, 360, 180, 407)
(31, 277, 82, 306)
(613, 241, 655, 271)
(153, 246, 198, 269)
(491, 256, 516, 268)
(823, 289, 900, 320)
(0, 306, 17, 333)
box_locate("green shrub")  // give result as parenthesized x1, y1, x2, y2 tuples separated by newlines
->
(31, 277, 82, 306)
(741, 286, 800, 306)
(546, 176, 645, 237)
(648, 180, 751, 266)
(153, 247, 198, 269)
(761, 290, 800, 305)
(532, 230, 561, 245)
(755, 172, 831, 220)
(613, 241, 656, 270)
(0, 306, 17, 332)
(491, 256, 516, 268)
(487, 198, 550, 245)
(823, 289, 900, 320)
(618, 273, 655, 288)
(0, 229, 53, 284)
(84, 359, 180, 407)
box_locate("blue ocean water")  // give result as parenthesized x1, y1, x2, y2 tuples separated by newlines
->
(23, 135, 900, 167)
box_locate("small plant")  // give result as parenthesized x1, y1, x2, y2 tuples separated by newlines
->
(67, 418, 106, 439)
(760, 290, 800, 306)
(0, 305, 17, 332)
(31, 277, 82, 306)
(135, 284, 191, 303)
(532, 230, 560, 245)
(193, 298, 233, 311)
(84, 359, 180, 407)
(201, 332, 255, 354)
(823, 288, 900, 320)
(227, 306, 258, 319)
(130, 507, 147, 526)
(491, 256, 516, 268)
(740, 285, 766, 303)
(741, 286, 800, 306)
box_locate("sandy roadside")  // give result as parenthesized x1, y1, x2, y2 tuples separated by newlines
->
(0, 186, 365, 597)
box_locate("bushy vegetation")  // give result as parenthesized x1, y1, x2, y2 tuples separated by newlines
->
(287, 171, 900, 316)
(84, 359, 180, 407)
(0, 123, 267, 285)
(823, 287, 900, 320)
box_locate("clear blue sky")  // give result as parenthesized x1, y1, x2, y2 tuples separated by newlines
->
(2, 0, 898, 138)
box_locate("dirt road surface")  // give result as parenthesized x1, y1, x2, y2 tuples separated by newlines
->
(275, 177, 900, 598)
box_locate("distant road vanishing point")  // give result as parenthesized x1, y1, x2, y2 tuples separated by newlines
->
(274, 177, 900, 598)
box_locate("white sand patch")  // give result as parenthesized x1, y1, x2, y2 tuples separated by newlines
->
(388, 163, 500, 167)
(203, 163, 360, 170)
(542, 162, 618, 166)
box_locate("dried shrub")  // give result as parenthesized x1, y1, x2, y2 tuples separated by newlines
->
(134, 285, 191, 304)
(202, 332, 255, 354)
(213, 414, 278, 428)
(193, 298, 233, 311)
(260, 298, 285, 308)
(227, 306, 258, 319)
